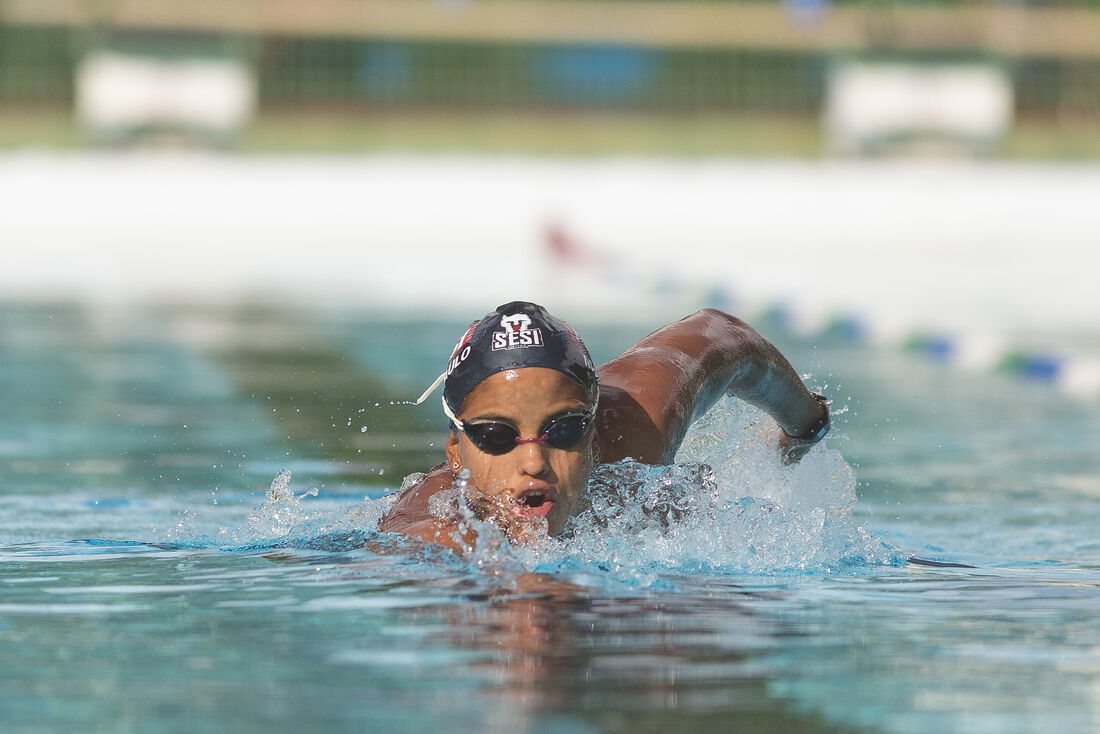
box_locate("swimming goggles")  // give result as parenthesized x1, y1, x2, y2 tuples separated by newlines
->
(451, 411, 595, 455)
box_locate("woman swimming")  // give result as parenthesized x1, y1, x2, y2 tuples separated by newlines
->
(379, 301, 829, 550)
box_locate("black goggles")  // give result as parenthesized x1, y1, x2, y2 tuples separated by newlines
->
(456, 411, 595, 456)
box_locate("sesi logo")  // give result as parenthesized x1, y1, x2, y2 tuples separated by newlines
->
(492, 313, 544, 350)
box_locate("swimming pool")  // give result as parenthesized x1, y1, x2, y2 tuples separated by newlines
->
(1, 302, 1098, 733)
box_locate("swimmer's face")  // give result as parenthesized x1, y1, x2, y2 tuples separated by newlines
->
(445, 367, 595, 538)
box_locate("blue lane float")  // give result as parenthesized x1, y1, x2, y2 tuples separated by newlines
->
(997, 351, 1064, 383)
(706, 290, 1099, 400)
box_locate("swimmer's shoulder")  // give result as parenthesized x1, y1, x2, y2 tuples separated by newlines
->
(378, 462, 452, 533)
(593, 381, 675, 465)
(377, 463, 474, 551)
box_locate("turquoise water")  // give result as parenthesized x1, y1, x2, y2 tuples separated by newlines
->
(2, 302, 1099, 734)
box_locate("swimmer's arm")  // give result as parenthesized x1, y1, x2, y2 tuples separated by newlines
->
(377, 463, 469, 551)
(597, 308, 827, 463)
(386, 517, 469, 552)
(378, 464, 538, 550)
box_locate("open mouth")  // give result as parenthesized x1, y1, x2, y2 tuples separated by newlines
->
(512, 489, 557, 519)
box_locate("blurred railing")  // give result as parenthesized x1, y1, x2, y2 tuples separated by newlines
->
(5, 0, 1100, 56)
(1, 0, 1098, 131)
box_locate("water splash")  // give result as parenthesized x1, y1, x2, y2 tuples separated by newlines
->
(172, 470, 398, 552)
(244, 470, 316, 538)
(424, 470, 536, 580)
(515, 397, 903, 580)
(209, 398, 902, 581)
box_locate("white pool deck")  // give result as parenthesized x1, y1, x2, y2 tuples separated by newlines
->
(3, 151, 1099, 393)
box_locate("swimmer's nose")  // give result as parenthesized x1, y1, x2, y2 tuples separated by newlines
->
(515, 441, 550, 477)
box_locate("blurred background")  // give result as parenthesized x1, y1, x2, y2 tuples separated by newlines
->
(5, 10, 1100, 734)
(2, 0, 1099, 390)
(2, 0, 1099, 155)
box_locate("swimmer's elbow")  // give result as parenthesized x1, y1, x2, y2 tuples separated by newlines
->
(694, 307, 754, 333)
(691, 308, 768, 357)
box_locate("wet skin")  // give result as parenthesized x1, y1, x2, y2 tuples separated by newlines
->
(445, 368, 595, 538)
(379, 309, 829, 551)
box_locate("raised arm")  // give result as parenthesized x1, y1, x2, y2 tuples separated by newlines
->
(594, 309, 828, 465)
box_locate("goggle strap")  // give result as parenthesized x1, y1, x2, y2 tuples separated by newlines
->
(441, 392, 463, 430)
(412, 367, 599, 437)
(413, 371, 448, 406)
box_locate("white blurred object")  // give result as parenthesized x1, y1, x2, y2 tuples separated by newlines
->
(75, 51, 256, 141)
(825, 62, 1013, 155)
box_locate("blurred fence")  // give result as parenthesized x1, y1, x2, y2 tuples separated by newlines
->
(1, 0, 1099, 122)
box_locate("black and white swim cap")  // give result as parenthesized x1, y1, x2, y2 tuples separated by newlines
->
(440, 301, 598, 415)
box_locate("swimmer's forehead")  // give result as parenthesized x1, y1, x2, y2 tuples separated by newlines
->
(461, 368, 591, 421)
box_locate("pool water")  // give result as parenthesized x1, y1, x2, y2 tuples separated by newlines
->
(2, 302, 1098, 734)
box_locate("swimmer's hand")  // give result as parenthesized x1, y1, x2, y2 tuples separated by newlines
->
(778, 432, 814, 464)
(778, 392, 830, 465)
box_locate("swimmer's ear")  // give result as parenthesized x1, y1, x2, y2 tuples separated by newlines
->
(445, 431, 462, 472)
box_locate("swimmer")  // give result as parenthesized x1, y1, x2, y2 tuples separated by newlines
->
(379, 301, 829, 550)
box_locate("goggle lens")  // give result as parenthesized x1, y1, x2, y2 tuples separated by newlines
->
(461, 412, 593, 455)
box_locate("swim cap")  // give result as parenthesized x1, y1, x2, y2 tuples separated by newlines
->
(442, 301, 597, 415)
